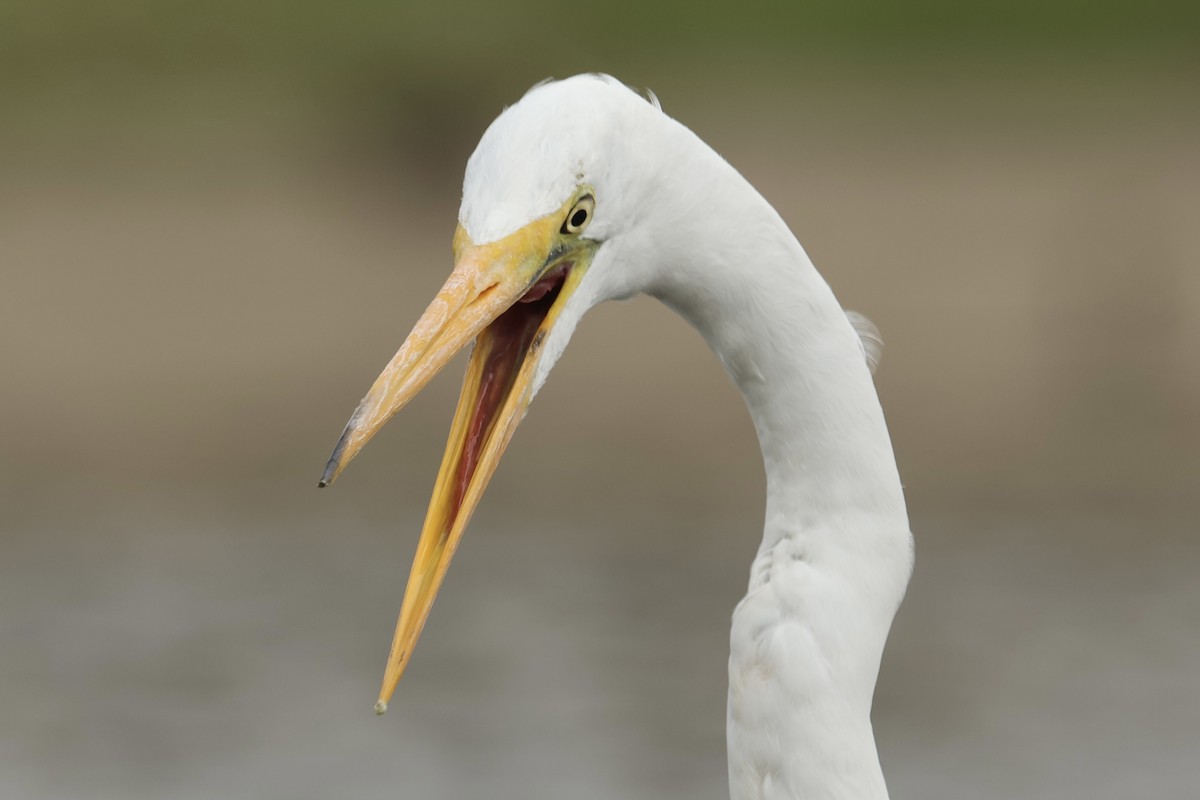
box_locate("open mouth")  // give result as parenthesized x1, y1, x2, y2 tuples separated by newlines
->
(450, 263, 571, 522)
(316, 203, 597, 712)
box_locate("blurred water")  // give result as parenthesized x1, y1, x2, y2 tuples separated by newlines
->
(4, 485, 1197, 799)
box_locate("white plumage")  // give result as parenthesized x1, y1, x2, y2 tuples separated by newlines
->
(323, 73, 913, 800)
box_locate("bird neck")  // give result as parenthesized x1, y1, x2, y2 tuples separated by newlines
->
(646, 132, 912, 800)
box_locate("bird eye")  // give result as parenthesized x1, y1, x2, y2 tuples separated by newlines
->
(561, 195, 594, 235)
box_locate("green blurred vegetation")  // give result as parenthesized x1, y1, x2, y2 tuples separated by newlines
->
(5, 0, 1198, 97)
(5, 0, 1196, 169)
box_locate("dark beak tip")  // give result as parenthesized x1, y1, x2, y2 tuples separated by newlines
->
(318, 457, 341, 488)
(318, 420, 357, 490)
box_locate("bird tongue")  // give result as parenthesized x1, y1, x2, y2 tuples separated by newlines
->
(518, 264, 567, 303)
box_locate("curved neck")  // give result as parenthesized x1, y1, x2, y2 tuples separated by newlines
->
(645, 129, 912, 800)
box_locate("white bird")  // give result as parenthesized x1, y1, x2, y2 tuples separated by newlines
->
(319, 74, 913, 800)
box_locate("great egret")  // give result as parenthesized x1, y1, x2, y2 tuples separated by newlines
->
(320, 74, 913, 800)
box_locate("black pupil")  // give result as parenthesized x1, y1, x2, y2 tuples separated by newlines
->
(570, 208, 588, 228)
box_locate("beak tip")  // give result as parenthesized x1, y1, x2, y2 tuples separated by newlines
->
(374, 700, 388, 716)
(319, 457, 341, 488)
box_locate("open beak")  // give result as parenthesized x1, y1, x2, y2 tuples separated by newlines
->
(319, 198, 595, 714)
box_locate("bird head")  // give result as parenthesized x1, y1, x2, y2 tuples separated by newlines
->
(318, 75, 671, 713)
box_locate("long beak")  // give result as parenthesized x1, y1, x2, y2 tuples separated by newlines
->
(319, 203, 593, 713)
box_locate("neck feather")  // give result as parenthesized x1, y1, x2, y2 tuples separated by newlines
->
(645, 128, 912, 800)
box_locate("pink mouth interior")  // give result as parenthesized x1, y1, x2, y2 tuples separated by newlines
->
(448, 264, 570, 521)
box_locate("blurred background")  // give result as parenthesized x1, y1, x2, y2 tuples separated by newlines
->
(3, 2, 1198, 798)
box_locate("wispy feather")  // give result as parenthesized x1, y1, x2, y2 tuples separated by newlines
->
(846, 311, 884, 375)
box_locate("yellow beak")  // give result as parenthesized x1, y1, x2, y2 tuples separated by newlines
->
(319, 198, 594, 713)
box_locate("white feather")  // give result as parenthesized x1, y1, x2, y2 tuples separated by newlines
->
(845, 311, 884, 375)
